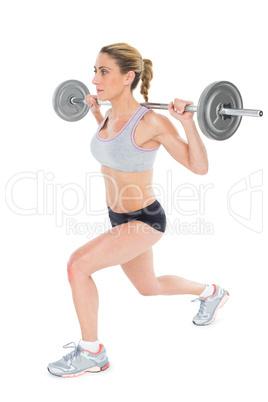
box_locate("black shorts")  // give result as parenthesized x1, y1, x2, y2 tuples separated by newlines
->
(108, 200, 166, 233)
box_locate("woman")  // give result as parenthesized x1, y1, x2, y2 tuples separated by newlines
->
(47, 43, 229, 378)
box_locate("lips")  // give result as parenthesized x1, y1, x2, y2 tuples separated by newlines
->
(97, 90, 103, 93)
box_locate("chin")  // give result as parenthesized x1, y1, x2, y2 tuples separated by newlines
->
(97, 93, 109, 102)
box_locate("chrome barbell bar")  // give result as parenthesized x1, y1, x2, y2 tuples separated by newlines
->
(70, 97, 263, 117)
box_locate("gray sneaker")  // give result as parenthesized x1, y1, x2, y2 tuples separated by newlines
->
(47, 341, 110, 378)
(192, 284, 229, 326)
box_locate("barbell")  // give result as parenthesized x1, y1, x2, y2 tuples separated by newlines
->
(52, 79, 263, 141)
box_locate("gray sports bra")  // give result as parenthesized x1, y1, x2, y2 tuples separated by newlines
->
(90, 106, 160, 173)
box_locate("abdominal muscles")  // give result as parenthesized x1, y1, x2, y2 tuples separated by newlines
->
(101, 165, 156, 213)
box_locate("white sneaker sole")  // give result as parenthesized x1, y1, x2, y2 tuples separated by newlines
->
(62, 363, 110, 378)
(48, 362, 110, 378)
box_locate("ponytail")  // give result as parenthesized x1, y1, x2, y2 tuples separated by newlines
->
(140, 59, 153, 102)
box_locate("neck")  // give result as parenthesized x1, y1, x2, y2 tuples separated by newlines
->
(108, 92, 141, 119)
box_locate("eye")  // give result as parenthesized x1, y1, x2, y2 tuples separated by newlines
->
(93, 69, 107, 75)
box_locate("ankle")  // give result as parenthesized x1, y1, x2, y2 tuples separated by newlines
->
(197, 284, 207, 295)
(199, 284, 215, 298)
(79, 339, 100, 353)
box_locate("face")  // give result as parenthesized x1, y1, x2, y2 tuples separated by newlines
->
(92, 52, 134, 101)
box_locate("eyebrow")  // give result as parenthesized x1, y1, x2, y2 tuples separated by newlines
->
(94, 66, 112, 70)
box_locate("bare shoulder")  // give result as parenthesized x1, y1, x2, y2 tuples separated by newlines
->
(143, 109, 171, 127)
(142, 109, 180, 139)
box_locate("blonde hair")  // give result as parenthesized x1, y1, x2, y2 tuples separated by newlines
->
(100, 43, 153, 102)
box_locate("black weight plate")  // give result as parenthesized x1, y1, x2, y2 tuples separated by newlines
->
(52, 79, 90, 122)
(197, 81, 243, 140)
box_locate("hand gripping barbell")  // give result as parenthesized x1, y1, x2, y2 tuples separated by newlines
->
(52, 79, 263, 141)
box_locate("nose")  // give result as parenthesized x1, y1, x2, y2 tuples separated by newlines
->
(92, 73, 100, 86)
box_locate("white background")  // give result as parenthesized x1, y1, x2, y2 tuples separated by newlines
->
(1, 0, 267, 400)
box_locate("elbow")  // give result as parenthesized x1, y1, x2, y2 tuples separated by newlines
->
(197, 169, 208, 176)
(197, 165, 209, 175)
(187, 153, 209, 175)
(191, 164, 209, 175)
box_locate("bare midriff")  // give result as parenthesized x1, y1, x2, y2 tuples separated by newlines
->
(101, 165, 157, 213)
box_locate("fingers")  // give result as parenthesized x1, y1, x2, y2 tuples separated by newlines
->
(167, 101, 174, 113)
(173, 99, 193, 115)
(167, 99, 194, 121)
(167, 101, 178, 118)
(85, 95, 99, 109)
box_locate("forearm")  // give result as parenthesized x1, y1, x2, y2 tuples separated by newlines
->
(182, 119, 208, 175)
(85, 95, 104, 125)
(92, 111, 104, 125)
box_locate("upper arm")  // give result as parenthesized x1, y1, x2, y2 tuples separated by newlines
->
(149, 112, 191, 171)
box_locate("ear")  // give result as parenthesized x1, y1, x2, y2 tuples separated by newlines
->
(124, 71, 135, 86)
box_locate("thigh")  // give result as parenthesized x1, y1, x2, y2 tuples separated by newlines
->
(120, 247, 160, 295)
(69, 220, 163, 276)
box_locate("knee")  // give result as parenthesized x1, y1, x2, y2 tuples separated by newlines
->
(67, 252, 86, 283)
(138, 279, 161, 297)
(138, 286, 159, 297)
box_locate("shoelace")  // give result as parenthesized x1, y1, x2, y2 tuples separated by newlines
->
(63, 341, 82, 363)
(191, 297, 206, 316)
